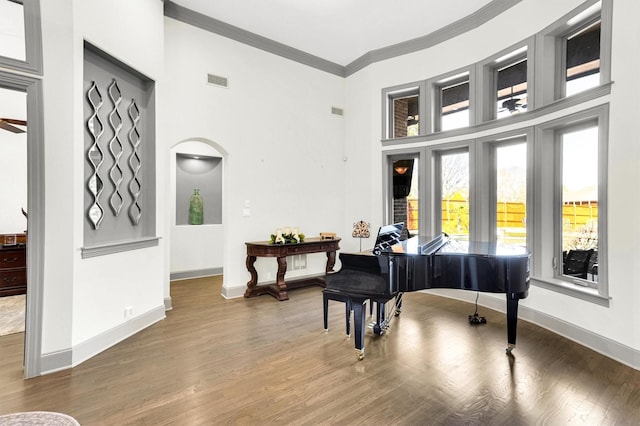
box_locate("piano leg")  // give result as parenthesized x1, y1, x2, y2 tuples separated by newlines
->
(506, 294, 520, 353)
(322, 291, 329, 332)
(345, 299, 351, 337)
(352, 298, 367, 360)
(374, 302, 385, 335)
(394, 292, 403, 316)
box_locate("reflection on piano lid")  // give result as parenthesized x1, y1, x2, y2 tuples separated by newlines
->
(372, 222, 404, 255)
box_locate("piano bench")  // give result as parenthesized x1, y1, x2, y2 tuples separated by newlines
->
(323, 289, 367, 337)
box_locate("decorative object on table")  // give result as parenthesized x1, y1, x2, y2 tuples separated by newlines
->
(189, 188, 204, 225)
(3, 234, 16, 246)
(270, 227, 305, 244)
(352, 220, 371, 251)
(320, 232, 337, 240)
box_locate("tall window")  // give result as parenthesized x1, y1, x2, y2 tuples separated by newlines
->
(441, 151, 469, 240)
(560, 126, 598, 285)
(496, 58, 528, 118)
(391, 158, 419, 238)
(437, 74, 470, 131)
(565, 20, 601, 96)
(496, 143, 527, 246)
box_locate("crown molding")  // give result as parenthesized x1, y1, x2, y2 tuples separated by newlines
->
(345, 0, 522, 76)
(164, 0, 522, 78)
(164, 1, 345, 77)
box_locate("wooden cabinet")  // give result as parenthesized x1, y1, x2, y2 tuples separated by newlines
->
(0, 244, 26, 297)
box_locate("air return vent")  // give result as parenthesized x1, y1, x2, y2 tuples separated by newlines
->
(331, 107, 344, 116)
(207, 73, 228, 88)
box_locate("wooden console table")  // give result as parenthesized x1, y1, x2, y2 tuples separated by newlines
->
(244, 237, 341, 301)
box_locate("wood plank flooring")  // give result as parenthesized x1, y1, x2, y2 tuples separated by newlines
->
(1, 276, 639, 425)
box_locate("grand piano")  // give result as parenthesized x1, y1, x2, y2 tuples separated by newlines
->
(323, 224, 530, 359)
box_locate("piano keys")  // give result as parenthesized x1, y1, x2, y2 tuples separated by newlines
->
(323, 232, 530, 359)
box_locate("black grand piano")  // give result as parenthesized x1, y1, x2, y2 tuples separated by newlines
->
(323, 224, 530, 360)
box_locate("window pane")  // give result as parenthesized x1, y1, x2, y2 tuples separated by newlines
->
(496, 143, 526, 246)
(496, 59, 528, 118)
(0, 0, 26, 61)
(441, 80, 469, 131)
(561, 127, 598, 282)
(566, 21, 601, 96)
(392, 95, 419, 138)
(441, 152, 469, 240)
(392, 158, 418, 239)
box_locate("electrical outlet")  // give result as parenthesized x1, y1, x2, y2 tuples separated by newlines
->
(124, 306, 133, 318)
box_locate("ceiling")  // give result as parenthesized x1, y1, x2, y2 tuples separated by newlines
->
(170, 0, 495, 66)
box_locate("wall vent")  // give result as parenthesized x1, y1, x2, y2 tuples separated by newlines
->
(207, 74, 228, 88)
(331, 106, 344, 116)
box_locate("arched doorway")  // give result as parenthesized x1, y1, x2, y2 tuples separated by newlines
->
(167, 139, 227, 305)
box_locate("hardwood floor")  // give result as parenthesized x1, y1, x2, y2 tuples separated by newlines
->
(1, 276, 639, 425)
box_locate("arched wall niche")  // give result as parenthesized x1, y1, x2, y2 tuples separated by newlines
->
(169, 138, 226, 281)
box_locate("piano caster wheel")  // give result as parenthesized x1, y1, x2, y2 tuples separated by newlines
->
(355, 349, 365, 360)
(324, 328, 329, 333)
(506, 343, 515, 354)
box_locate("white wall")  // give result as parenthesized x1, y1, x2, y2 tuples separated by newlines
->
(39, 0, 166, 367)
(163, 18, 347, 298)
(344, 0, 640, 364)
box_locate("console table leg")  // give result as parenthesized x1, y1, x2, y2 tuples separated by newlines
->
(243, 255, 259, 298)
(275, 256, 288, 301)
(326, 250, 337, 273)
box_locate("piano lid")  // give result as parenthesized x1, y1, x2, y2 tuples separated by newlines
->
(383, 235, 529, 258)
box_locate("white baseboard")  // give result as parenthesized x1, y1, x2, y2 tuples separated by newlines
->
(170, 268, 222, 281)
(221, 283, 246, 299)
(40, 305, 166, 375)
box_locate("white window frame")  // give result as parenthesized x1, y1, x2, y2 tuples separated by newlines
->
(478, 38, 534, 123)
(429, 67, 474, 133)
(532, 105, 609, 304)
(381, 81, 426, 140)
(476, 131, 532, 244)
(382, 149, 426, 236)
(426, 142, 475, 239)
(535, 0, 612, 106)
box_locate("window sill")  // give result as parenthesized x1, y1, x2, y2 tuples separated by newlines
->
(531, 276, 610, 307)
